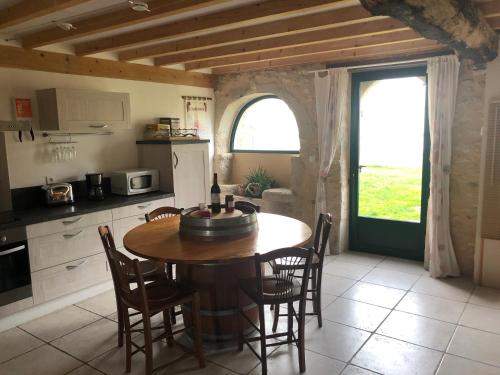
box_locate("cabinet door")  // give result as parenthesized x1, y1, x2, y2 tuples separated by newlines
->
(172, 144, 209, 209)
(57, 89, 130, 131)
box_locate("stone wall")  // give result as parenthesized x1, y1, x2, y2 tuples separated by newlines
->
(450, 62, 485, 276)
(213, 62, 486, 273)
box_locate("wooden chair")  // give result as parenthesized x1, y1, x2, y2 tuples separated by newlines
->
(272, 213, 332, 330)
(237, 247, 314, 375)
(98, 226, 205, 375)
(234, 200, 261, 213)
(145, 206, 183, 324)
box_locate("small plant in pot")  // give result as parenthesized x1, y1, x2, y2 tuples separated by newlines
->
(243, 166, 277, 199)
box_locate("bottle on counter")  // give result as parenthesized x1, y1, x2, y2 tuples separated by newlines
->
(225, 194, 234, 213)
(211, 173, 221, 214)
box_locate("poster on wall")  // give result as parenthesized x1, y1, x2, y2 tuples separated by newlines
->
(183, 96, 212, 139)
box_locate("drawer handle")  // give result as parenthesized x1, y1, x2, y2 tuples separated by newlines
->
(89, 124, 108, 129)
(138, 203, 151, 209)
(63, 230, 83, 239)
(62, 217, 82, 225)
(66, 259, 88, 270)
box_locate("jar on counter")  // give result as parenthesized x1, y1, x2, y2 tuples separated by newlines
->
(225, 194, 234, 213)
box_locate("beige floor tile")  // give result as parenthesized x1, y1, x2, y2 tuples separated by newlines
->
(248, 346, 345, 375)
(341, 365, 379, 374)
(67, 364, 104, 374)
(0, 327, 44, 363)
(336, 251, 384, 267)
(324, 261, 373, 280)
(352, 335, 443, 375)
(342, 282, 406, 309)
(448, 326, 500, 367)
(52, 318, 119, 362)
(375, 257, 425, 276)
(159, 356, 234, 375)
(322, 297, 390, 332)
(377, 310, 456, 351)
(20, 305, 101, 342)
(321, 274, 357, 296)
(305, 320, 370, 362)
(89, 339, 185, 375)
(362, 268, 420, 290)
(411, 275, 474, 302)
(208, 341, 270, 375)
(437, 354, 500, 375)
(0, 344, 81, 375)
(460, 304, 500, 334)
(469, 287, 500, 310)
(76, 289, 117, 316)
(396, 292, 466, 323)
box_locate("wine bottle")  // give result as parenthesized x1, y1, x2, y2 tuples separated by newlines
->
(211, 173, 221, 214)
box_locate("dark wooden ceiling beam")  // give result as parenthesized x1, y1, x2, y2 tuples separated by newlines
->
(22, 0, 226, 48)
(118, 5, 374, 61)
(184, 29, 423, 70)
(0, 0, 92, 30)
(154, 18, 407, 66)
(212, 39, 447, 74)
(359, 0, 498, 67)
(73, 0, 351, 56)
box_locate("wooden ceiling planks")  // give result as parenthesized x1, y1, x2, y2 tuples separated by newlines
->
(0, 0, 92, 30)
(22, 0, 226, 48)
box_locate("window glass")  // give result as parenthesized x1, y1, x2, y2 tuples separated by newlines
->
(231, 96, 300, 153)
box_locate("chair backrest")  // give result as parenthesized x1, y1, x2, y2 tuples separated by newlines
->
(145, 206, 183, 222)
(255, 247, 314, 303)
(98, 226, 148, 312)
(313, 213, 333, 264)
(235, 200, 261, 213)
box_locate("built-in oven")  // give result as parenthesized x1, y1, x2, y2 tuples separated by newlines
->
(0, 226, 32, 307)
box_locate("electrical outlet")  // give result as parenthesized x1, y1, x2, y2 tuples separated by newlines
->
(45, 176, 54, 184)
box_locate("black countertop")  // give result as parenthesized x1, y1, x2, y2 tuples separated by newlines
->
(0, 191, 174, 230)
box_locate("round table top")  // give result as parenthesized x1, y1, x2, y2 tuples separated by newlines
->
(123, 213, 312, 264)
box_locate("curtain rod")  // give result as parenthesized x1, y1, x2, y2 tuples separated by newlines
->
(182, 95, 213, 101)
(307, 55, 448, 74)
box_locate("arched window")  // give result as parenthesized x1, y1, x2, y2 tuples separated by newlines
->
(230, 95, 300, 153)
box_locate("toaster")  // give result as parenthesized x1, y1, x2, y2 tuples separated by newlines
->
(42, 183, 74, 206)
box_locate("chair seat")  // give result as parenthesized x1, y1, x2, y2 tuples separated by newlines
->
(127, 279, 195, 313)
(272, 252, 319, 271)
(239, 276, 302, 304)
(127, 260, 163, 282)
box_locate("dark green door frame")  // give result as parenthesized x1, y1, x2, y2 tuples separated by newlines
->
(349, 66, 430, 261)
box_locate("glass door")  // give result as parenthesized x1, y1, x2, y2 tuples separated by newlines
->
(349, 67, 430, 260)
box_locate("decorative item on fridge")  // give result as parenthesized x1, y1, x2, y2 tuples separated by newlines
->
(143, 118, 199, 140)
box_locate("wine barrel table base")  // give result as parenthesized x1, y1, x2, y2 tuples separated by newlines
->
(123, 213, 312, 347)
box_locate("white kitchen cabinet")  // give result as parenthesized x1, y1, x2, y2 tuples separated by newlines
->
(36, 88, 131, 131)
(111, 197, 174, 221)
(138, 141, 210, 209)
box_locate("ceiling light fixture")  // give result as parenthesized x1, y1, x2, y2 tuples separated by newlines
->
(128, 0, 151, 12)
(54, 21, 77, 31)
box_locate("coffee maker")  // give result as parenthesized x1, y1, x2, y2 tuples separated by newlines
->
(85, 173, 104, 200)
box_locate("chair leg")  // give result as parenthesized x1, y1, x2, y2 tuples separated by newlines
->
(298, 301, 307, 373)
(272, 304, 280, 332)
(258, 304, 267, 375)
(123, 308, 132, 373)
(311, 267, 318, 315)
(117, 300, 124, 347)
(287, 302, 293, 342)
(163, 310, 174, 347)
(143, 313, 153, 375)
(191, 293, 206, 368)
(166, 263, 177, 325)
(316, 269, 323, 328)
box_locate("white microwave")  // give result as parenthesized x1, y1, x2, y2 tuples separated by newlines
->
(110, 169, 159, 196)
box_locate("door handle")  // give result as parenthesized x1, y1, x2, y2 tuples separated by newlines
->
(0, 245, 26, 257)
(62, 217, 82, 225)
(173, 152, 179, 169)
(63, 230, 83, 239)
(358, 165, 366, 173)
(66, 259, 88, 270)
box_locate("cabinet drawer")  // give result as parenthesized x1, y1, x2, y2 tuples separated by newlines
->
(29, 222, 112, 271)
(113, 215, 149, 249)
(32, 253, 110, 305)
(111, 197, 174, 220)
(27, 210, 112, 239)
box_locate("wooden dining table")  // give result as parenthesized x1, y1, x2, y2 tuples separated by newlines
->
(123, 212, 312, 345)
